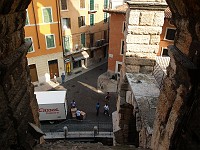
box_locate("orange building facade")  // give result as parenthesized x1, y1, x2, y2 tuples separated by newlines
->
(25, 0, 64, 83)
(25, 0, 110, 83)
(104, 4, 127, 74)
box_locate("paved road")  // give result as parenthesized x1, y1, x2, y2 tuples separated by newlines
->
(42, 63, 117, 132)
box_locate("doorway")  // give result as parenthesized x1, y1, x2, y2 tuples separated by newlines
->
(48, 59, 59, 79)
(29, 64, 38, 82)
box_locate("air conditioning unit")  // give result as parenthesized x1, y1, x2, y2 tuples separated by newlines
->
(75, 44, 79, 50)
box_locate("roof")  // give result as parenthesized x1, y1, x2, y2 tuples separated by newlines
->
(103, 3, 128, 14)
(126, 73, 160, 133)
(35, 91, 67, 104)
(165, 7, 172, 18)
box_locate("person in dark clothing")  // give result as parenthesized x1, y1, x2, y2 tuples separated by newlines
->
(105, 92, 110, 104)
(96, 102, 100, 116)
(61, 73, 65, 83)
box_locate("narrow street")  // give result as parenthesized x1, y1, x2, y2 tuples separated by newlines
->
(41, 63, 117, 132)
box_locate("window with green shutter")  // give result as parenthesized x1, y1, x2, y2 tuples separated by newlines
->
(42, 8, 53, 23)
(90, 14, 94, 26)
(104, 0, 108, 9)
(46, 34, 55, 49)
(81, 33, 86, 47)
(90, 0, 94, 10)
(104, 12, 108, 23)
(25, 37, 34, 52)
(63, 36, 70, 52)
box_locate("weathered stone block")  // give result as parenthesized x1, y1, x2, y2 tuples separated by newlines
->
(126, 65, 140, 73)
(153, 11, 165, 27)
(127, 26, 162, 35)
(140, 11, 154, 26)
(128, 11, 140, 25)
(125, 57, 155, 66)
(126, 34, 150, 44)
(150, 35, 160, 45)
(125, 52, 157, 58)
(126, 44, 159, 53)
(140, 65, 154, 73)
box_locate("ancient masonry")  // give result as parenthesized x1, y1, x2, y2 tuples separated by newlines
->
(151, 0, 200, 149)
(0, 1, 40, 149)
(113, 0, 167, 148)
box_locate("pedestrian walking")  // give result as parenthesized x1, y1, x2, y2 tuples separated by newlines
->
(76, 109, 81, 120)
(96, 102, 100, 116)
(61, 73, 65, 83)
(54, 73, 57, 83)
(105, 92, 110, 104)
(103, 104, 110, 116)
(71, 100, 76, 108)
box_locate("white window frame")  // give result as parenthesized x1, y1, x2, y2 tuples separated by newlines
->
(80, 0, 86, 9)
(45, 34, 56, 49)
(25, 9, 30, 26)
(79, 16, 86, 27)
(164, 27, 176, 41)
(60, 0, 68, 11)
(115, 61, 122, 74)
(25, 37, 35, 53)
(62, 18, 70, 29)
(120, 39, 125, 55)
(122, 21, 126, 33)
(161, 47, 169, 57)
(41, 7, 53, 24)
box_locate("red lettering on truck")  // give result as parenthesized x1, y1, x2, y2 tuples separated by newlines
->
(39, 108, 59, 113)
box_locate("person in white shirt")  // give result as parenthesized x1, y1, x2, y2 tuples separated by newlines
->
(104, 104, 110, 116)
(76, 109, 81, 120)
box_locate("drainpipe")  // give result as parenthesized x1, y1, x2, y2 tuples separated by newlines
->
(56, 0, 66, 74)
(31, 1, 40, 49)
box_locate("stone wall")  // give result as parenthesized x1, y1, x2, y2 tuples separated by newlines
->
(114, 0, 167, 147)
(0, 0, 40, 149)
(151, 0, 200, 150)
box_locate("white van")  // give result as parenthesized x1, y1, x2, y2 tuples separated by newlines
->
(35, 91, 67, 121)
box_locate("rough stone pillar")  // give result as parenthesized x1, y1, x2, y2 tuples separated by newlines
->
(151, 0, 200, 150)
(0, 1, 40, 149)
(115, 0, 167, 146)
(124, 1, 167, 74)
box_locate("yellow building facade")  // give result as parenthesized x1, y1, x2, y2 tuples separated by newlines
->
(60, 0, 109, 74)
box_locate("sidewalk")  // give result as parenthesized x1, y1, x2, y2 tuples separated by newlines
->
(34, 60, 107, 91)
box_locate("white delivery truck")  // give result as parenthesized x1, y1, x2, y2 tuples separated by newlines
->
(35, 90, 67, 122)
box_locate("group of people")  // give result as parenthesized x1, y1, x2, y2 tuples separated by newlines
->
(70, 100, 81, 120)
(96, 92, 111, 117)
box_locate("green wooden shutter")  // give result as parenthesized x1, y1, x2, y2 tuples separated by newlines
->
(104, 12, 108, 23)
(81, 33, 85, 47)
(90, 14, 94, 26)
(43, 8, 52, 23)
(63, 36, 70, 52)
(46, 35, 55, 48)
(104, 0, 108, 9)
(90, 0, 94, 10)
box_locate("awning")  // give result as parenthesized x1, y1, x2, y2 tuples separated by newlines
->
(73, 51, 89, 61)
